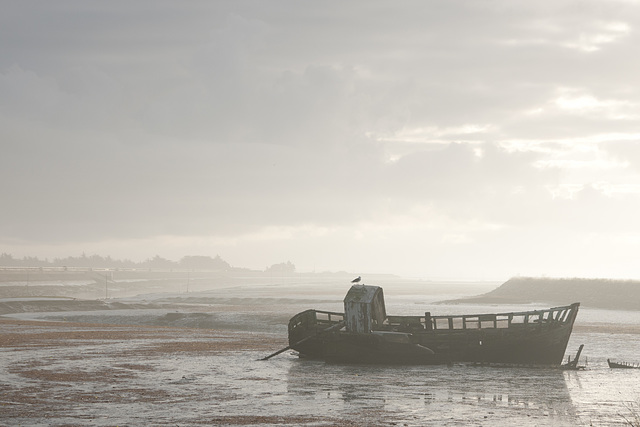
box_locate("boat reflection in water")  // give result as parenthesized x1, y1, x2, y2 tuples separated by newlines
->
(285, 361, 578, 425)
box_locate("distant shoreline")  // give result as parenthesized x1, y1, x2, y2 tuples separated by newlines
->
(0, 268, 373, 299)
(440, 277, 640, 311)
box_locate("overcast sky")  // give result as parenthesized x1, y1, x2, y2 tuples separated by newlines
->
(2, 1, 640, 279)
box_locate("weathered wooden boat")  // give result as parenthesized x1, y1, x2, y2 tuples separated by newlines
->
(607, 359, 640, 369)
(561, 344, 586, 370)
(286, 284, 580, 365)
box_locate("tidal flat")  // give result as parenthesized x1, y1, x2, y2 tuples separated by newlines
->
(1, 281, 640, 426)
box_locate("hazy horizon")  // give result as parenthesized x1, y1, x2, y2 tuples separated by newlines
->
(3, 2, 640, 280)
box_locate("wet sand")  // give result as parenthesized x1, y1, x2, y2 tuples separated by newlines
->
(0, 318, 282, 351)
(1, 318, 335, 426)
(2, 316, 637, 426)
(2, 284, 640, 426)
(0, 315, 567, 426)
(574, 323, 640, 335)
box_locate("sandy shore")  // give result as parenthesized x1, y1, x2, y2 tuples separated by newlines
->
(0, 317, 283, 351)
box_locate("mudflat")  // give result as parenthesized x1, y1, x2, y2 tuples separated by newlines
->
(1, 318, 342, 426)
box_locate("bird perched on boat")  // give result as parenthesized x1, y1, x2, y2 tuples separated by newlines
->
(351, 276, 361, 283)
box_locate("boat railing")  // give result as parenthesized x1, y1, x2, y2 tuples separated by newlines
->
(313, 309, 344, 326)
(608, 360, 640, 369)
(290, 303, 579, 334)
(383, 303, 579, 331)
(289, 309, 344, 335)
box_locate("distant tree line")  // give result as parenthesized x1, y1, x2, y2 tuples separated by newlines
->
(0, 253, 231, 270)
(0, 253, 295, 273)
(264, 261, 296, 273)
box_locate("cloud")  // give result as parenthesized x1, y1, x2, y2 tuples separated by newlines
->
(2, 1, 640, 278)
(602, 141, 640, 171)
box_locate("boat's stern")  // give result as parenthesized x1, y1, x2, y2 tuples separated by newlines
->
(288, 309, 344, 358)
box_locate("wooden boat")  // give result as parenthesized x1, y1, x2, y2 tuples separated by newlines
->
(561, 344, 586, 370)
(286, 284, 580, 365)
(607, 359, 640, 369)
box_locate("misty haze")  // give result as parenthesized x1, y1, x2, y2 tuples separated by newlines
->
(3, 1, 640, 426)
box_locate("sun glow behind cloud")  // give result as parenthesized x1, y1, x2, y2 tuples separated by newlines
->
(3, 1, 640, 279)
(563, 21, 631, 52)
(554, 89, 638, 119)
(504, 20, 631, 52)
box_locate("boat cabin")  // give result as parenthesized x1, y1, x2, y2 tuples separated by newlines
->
(344, 284, 386, 333)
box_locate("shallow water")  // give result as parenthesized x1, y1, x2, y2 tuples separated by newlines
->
(3, 281, 640, 425)
(5, 343, 639, 426)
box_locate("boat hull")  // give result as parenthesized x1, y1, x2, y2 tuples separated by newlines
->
(324, 332, 439, 365)
(607, 359, 640, 369)
(289, 303, 580, 366)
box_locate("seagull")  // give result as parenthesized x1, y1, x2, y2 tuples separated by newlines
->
(351, 276, 361, 283)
